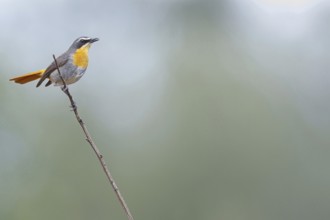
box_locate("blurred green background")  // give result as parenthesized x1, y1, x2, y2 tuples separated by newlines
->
(1, 0, 330, 219)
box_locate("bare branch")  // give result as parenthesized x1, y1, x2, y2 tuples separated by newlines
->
(52, 55, 134, 220)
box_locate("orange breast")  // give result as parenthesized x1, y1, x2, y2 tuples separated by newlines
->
(73, 45, 90, 68)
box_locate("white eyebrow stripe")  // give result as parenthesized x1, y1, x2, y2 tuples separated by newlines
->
(79, 37, 91, 41)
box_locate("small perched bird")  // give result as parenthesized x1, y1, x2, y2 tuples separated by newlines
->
(10, 36, 99, 87)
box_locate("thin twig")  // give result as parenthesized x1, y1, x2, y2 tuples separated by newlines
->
(52, 55, 134, 220)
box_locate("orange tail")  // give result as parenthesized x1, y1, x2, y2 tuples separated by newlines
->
(9, 69, 45, 84)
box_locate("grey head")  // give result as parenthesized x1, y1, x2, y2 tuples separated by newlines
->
(68, 36, 99, 50)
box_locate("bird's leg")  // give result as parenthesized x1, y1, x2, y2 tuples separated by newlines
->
(61, 85, 69, 96)
(61, 85, 77, 111)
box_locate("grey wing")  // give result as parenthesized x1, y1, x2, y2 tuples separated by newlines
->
(36, 53, 69, 87)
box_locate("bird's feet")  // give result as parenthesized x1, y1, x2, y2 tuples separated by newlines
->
(61, 85, 69, 96)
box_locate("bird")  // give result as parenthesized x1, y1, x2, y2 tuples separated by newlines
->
(9, 36, 99, 87)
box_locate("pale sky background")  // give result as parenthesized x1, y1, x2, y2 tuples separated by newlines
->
(1, 1, 330, 220)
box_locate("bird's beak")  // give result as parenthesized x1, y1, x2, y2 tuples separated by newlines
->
(90, 38, 99, 43)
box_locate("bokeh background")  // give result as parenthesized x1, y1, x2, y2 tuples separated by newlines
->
(1, 0, 330, 219)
